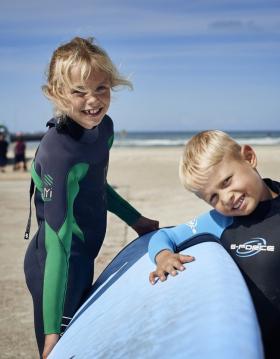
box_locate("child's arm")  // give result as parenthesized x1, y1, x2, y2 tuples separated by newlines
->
(148, 211, 232, 284)
(106, 183, 159, 234)
(106, 119, 159, 235)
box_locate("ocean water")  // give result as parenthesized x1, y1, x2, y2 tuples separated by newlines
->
(26, 130, 280, 149)
(113, 131, 280, 147)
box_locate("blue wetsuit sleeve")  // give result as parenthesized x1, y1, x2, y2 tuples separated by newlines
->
(148, 210, 232, 263)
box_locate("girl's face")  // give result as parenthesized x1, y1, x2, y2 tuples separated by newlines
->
(66, 66, 111, 129)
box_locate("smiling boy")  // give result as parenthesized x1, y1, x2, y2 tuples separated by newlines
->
(148, 130, 280, 358)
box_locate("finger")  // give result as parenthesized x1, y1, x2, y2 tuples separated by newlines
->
(170, 269, 178, 277)
(43, 350, 49, 359)
(165, 265, 178, 276)
(179, 254, 195, 263)
(149, 271, 158, 285)
(43, 347, 52, 359)
(172, 260, 186, 271)
(157, 270, 167, 282)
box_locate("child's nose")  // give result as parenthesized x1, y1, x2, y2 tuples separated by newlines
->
(87, 93, 99, 104)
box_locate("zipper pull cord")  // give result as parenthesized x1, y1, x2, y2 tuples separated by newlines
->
(24, 179, 34, 240)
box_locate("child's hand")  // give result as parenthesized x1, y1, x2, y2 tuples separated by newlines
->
(131, 216, 159, 235)
(42, 333, 60, 358)
(149, 250, 195, 285)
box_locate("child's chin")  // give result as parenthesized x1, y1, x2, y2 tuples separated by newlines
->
(82, 118, 102, 129)
(235, 207, 255, 217)
(84, 123, 96, 129)
(85, 116, 104, 128)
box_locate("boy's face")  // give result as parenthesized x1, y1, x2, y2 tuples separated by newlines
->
(197, 146, 275, 217)
(65, 66, 111, 129)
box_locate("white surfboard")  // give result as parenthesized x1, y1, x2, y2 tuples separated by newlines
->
(49, 232, 264, 359)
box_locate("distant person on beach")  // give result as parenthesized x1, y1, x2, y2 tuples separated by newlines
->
(13, 133, 27, 171)
(0, 132, 8, 172)
(23, 37, 159, 359)
(148, 130, 280, 358)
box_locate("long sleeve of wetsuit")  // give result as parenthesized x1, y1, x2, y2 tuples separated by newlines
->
(148, 210, 233, 263)
(106, 129, 142, 226)
(106, 183, 141, 225)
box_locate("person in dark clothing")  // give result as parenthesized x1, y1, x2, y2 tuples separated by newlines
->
(24, 37, 159, 359)
(0, 132, 8, 172)
(149, 130, 280, 359)
(13, 133, 27, 171)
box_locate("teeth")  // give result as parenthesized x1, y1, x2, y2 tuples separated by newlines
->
(84, 108, 101, 115)
(233, 195, 244, 209)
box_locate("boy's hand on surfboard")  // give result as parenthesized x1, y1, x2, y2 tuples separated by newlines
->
(42, 334, 60, 358)
(131, 216, 159, 235)
(149, 250, 195, 285)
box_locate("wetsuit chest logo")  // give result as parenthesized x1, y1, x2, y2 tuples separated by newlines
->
(185, 218, 198, 234)
(230, 237, 275, 257)
(42, 174, 53, 202)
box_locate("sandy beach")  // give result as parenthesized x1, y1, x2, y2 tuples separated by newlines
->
(1, 145, 280, 358)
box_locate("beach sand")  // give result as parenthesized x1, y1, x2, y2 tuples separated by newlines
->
(1, 145, 280, 358)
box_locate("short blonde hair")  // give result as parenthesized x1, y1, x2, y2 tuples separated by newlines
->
(179, 130, 241, 193)
(42, 37, 133, 117)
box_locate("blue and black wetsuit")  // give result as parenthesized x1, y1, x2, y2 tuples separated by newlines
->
(149, 179, 280, 359)
(24, 115, 141, 355)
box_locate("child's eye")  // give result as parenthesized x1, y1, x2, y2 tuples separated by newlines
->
(209, 194, 218, 206)
(71, 90, 86, 97)
(96, 85, 109, 94)
(223, 176, 232, 186)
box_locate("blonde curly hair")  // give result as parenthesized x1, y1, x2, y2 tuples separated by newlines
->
(42, 37, 132, 117)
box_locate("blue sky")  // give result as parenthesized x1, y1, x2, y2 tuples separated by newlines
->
(1, 0, 279, 132)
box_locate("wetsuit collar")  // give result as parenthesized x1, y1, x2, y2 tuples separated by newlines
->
(263, 178, 280, 196)
(65, 117, 99, 144)
(249, 178, 280, 219)
(47, 117, 99, 144)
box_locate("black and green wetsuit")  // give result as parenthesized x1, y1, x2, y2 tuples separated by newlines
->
(24, 115, 141, 355)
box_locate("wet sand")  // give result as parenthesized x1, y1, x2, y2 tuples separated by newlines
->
(1, 145, 279, 358)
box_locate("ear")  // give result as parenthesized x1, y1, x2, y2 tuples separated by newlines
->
(240, 145, 257, 168)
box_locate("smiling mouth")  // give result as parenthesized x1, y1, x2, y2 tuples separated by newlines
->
(232, 195, 245, 210)
(82, 108, 102, 117)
